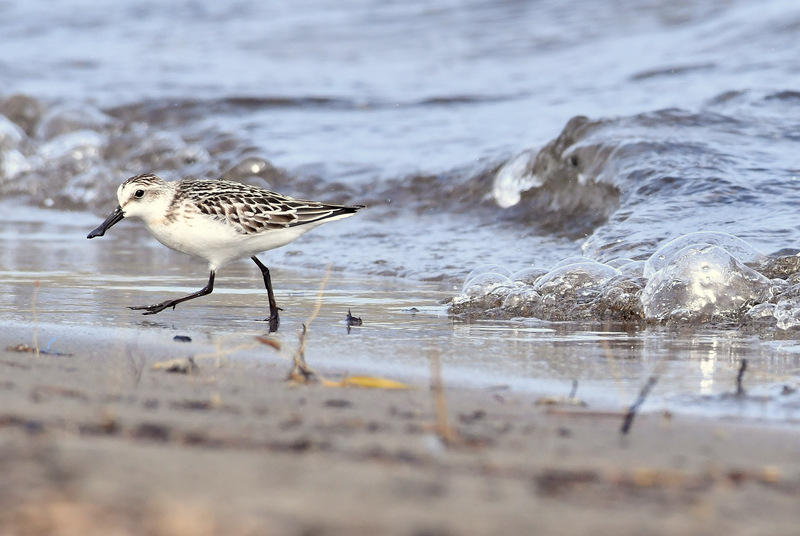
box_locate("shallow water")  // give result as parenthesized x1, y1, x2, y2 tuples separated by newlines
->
(2, 208, 800, 423)
(2, 0, 800, 421)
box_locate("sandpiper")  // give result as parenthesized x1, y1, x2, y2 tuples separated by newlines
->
(88, 173, 364, 331)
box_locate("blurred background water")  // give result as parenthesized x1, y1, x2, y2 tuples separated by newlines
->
(2, 0, 800, 418)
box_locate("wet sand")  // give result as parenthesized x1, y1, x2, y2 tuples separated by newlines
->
(2, 209, 800, 534)
(1, 328, 799, 536)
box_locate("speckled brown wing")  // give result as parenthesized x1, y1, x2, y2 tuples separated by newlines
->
(176, 180, 363, 235)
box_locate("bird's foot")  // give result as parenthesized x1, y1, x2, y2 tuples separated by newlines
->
(129, 301, 177, 315)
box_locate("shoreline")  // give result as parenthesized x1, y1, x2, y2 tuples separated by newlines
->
(1, 331, 799, 535)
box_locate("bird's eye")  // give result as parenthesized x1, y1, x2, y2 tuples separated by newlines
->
(134, 189, 145, 199)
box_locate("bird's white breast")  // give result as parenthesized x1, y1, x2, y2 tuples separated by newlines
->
(145, 210, 322, 270)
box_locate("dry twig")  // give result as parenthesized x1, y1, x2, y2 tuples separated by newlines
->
(287, 324, 316, 382)
(736, 358, 748, 396)
(620, 375, 658, 435)
(429, 349, 457, 446)
(285, 264, 332, 383)
(31, 281, 40, 357)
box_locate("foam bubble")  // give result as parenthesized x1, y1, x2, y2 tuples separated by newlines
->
(502, 287, 542, 316)
(534, 261, 620, 298)
(450, 271, 515, 316)
(641, 244, 773, 321)
(509, 267, 548, 286)
(744, 302, 776, 321)
(462, 272, 513, 298)
(463, 264, 513, 290)
(598, 275, 646, 320)
(617, 260, 645, 278)
(776, 303, 800, 330)
(775, 298, 800, 329)
(604, 257, 636, 269)
(550, 256, 597, 270)
(644, 231, 765, 278)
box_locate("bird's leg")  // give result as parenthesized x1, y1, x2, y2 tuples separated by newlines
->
(251, 256, 280, 331)
(130, 271, 216, 315)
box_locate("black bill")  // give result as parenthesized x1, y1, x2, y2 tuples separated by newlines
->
(87, 205, 125, 238)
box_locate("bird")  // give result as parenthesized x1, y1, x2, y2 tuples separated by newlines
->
(87, 173, 364, 331)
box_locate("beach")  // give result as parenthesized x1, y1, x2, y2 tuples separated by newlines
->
(2, 1, 800, 533)
(1, 205, 799, 535)
(1, 322, 799, 536)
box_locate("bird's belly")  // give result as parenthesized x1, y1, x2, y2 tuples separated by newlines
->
(147, 216, 312, 270)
